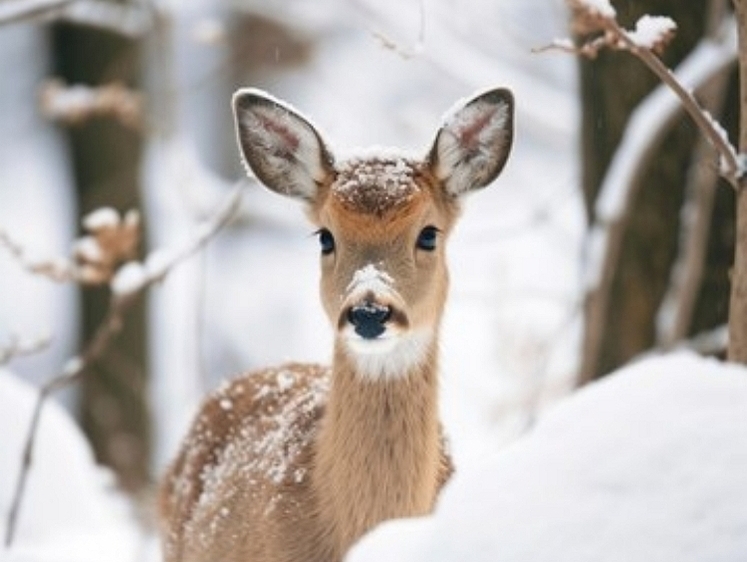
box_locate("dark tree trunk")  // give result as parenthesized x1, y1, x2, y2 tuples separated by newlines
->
(52, 25, 150, 491)
(578, 0, 736, 380)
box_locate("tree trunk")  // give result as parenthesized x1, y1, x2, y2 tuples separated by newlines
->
(578, 0, 736, 381)
(52, 24, 150, 491)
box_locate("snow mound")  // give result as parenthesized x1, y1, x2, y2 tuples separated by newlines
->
(0, 369, 145, 562)
(348, 351, 747, 562)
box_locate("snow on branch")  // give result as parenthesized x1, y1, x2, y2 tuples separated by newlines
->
(0, 334, 51, 366)
(40, 79, 144, 131)
(0, 0, 153, 37)
(1, 206, 140, 285)
(541, 1, 741, 188)
(3, 186, 242, 548)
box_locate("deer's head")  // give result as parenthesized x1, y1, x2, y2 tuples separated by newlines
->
(233, 89, 514, 380)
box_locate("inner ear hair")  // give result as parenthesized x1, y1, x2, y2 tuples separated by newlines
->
(232, 89, 334, 202)
(428, 87, 514, 198)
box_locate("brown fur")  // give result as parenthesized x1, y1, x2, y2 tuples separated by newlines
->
(159, 351, 453, 562)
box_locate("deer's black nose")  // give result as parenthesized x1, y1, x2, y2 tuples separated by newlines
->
(347, 302, 392, 339)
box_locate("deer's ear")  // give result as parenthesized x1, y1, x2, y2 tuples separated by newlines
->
(427, 88, 514, 198)
(232, 89, 334, 201)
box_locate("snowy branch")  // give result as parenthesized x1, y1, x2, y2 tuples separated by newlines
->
(0, 334, 51, 366)
(545, 0, 741, 188)
(40, 79, 144, 131)
(544, 1, 738, 384)
(368, 0, 426, 59)
(581, 24, 737, 291)
(3, 186, 242, 548)
(656, 72, 731, 349)
(1, 206, 140, 285)
(0, 0, 153, 38)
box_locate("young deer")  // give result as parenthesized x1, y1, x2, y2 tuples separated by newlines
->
(159, 87, 514, 562)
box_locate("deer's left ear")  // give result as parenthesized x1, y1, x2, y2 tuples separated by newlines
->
(427, 88, 514, 197)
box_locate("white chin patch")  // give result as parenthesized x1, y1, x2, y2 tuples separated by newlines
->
(342, 328, 433, 381)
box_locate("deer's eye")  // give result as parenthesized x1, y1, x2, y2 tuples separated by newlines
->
(416, 226, 439, 251)
(317, 228, 335, 255)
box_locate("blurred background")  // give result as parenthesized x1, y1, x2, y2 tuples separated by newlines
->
(0, 0, 738, 555)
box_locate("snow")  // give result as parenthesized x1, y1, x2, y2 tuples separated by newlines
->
(110, 261, 147, 296)
(72, 236, 103, 262)
(0, 368, 145, 562)
(628, 15, 677, 50)
(349, 351, 747, 562)
(81, 207, 120, 232)
(573, 0, 616, 18)
(333, 157, 420, 214)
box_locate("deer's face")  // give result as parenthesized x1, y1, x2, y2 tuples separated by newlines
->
(233, 88, 514, 379)
(313, 158, 453, 372)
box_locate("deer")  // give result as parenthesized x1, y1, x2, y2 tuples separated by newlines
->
(158, 86, 514, 562)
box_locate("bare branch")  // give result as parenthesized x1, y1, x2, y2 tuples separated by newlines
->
(3, 186, 242, 548)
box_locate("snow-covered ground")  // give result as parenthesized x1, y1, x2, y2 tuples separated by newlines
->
(4, 351, 746, 561)
(349, 351, 747, 562)
(0, 368, 149, 562)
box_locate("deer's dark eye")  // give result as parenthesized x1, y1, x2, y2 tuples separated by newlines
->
(416, 226, 439, 251)
(318, 228, 335, 255)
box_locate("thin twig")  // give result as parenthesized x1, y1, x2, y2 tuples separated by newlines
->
(3, 186, 242, 548)
(547, 2, 738, 384)
(657, 60, 731, 348)
(0, 335, 52, 366)
(608, 17, 741, 186)
(542, 6, 740, 187)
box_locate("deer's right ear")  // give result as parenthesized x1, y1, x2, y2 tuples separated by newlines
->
(232, 89, 334, 202)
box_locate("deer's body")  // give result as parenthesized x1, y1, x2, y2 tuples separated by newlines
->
(160, 88, 514, 562)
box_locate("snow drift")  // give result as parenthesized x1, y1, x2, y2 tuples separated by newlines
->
(0, 369, 144, 562)
(348, 351, 747, 562)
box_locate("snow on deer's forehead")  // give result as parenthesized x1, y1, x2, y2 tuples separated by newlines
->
(332, 155, 421, 215)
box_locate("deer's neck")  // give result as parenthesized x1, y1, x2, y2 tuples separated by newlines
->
(312, 337, 443, 552)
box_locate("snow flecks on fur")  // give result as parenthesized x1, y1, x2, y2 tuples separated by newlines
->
(172, 363, 331, 551)
(346, 264, 395, 298)
(332, 156, 420, 215)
